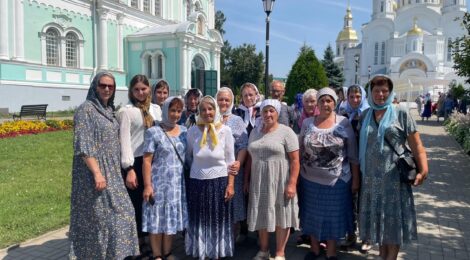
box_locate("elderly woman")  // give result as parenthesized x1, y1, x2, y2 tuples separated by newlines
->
(298, 89, 319, 131)
(152, 79, 170, 107)
(179, 88, 202, 127)
(70, 72, 139, 259)
(299, 87, 360, 260)
(185, 96, 237, 259)
(216, 87, 249, 235)
(142, 96, 188, 260)
(359, 75, 428, 260)
(247, 99, 300, 260)
(234, 82, 262, 136)
(117, 74, 162, 256)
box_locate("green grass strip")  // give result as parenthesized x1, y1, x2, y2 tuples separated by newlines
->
(0, 130, 72, 248)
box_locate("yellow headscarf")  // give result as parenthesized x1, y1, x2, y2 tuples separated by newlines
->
(196, 96, 223, 148)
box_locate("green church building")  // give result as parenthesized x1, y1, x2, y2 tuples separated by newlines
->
(0, 0, 223, 112)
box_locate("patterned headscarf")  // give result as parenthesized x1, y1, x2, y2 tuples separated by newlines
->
(359, 75, 396, 173)
(196, 96, 222, 148)
(345, 84, 370, 122)
(160, 96, 184, 129)
(216, 87, 235, 116)
(86, 71, 116, 121)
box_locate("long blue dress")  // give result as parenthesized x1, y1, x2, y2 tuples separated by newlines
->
(359, 106, 418, 245)
(142, 125, 188, 235)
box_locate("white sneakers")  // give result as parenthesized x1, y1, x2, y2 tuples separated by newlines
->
(274, 256, 286, 260)
(253, 251, 270, 260)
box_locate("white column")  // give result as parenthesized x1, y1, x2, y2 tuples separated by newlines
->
(180, 42, 188, 94)
(215, 51, 220, 90)
(40, 33, 47, 65)
(151, 55, 157, 79)
(14, 0, 25, 61)
(138, 0, 144, 11)
(117, 14, 124, 71)
(79, 40, 85, 68)
(0, 0, 9, 59)
(97, 9, 108, 70)
(60, 36, 66, 66)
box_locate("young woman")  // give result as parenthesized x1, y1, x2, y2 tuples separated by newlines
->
(185, 96, 238, 259)
(117, 75, 162, 256)
(142, 97, 188, 260)
(152, 80, 170, 107)
(234, 82, 261, 136)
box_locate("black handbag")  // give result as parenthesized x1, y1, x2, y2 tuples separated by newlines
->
(384, 136, 418, 184)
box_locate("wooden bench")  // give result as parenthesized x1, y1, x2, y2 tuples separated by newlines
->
(12, 104, 48, 121)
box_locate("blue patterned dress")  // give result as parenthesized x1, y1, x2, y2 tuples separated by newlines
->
(359, 107, 418, 245)
(224, 115, 248, 222)
(142, 126, 188, 235)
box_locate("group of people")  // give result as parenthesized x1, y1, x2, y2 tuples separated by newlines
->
(70, 72, 429, 260)
(418, 91, 469, 121)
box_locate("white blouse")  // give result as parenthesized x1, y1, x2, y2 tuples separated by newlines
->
(186, 125, 235, 180)
(117, 103, 162, 169)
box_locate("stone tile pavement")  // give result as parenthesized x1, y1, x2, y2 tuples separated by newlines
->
(1, 110, 469, 260)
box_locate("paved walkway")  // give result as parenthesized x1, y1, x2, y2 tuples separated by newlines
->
(1, 110, 469, 260)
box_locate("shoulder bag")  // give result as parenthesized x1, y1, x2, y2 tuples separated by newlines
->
(384, 135, 418, 184)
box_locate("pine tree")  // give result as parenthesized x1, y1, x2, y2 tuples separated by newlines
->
(285, 44, 328, 104)
(322, 43, 344, 88)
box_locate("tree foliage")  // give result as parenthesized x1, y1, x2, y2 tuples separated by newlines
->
(227, 44, 264, 96)
(452, 12, 470, 84)
(322, 44, 344, 88)
(285, 45, 328, 104)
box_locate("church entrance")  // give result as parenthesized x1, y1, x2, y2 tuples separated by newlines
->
(191, 55, 217, 96)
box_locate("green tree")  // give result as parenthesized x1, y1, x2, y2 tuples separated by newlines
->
(285, 44, 328, 104)
(322, 43, 344, 88)
(452, 12, 470, 84)
(215, 10, 232, 86)
(226, 44, 264, 96)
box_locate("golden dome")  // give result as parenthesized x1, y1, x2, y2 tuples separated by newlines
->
(337, 28, 358, 41)
(407, 18, 423, 36)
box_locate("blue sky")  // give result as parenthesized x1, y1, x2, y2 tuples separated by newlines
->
(215, 0, 469, 78)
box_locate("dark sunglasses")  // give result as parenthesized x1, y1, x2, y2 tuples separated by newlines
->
(98, 83, 115, 90)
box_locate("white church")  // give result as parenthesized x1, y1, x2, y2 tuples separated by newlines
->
(335, 0, 468, 100)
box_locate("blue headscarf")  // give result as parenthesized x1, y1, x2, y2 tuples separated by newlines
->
(359, 75, 396, 173)
(345, 84, 369, 122)
(295, 93, 303, 110)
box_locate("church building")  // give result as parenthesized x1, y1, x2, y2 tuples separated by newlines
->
(0, 0, 222, 112)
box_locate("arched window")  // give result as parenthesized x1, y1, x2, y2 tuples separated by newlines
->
(447, 38, 453, 61)
(156, 54, 163, 79)
(46, 28, 60, 66)
(131, 0, 138, 8)
(155, 0, 161, 16)
(374, 42, 379, 65)
(147, 56, 152, 78)
(381, 41, 386, 64)
(65, 32, 78, 68)
(143, 0, 150, 13)
(413, 40, 417, 51)
(197, 17, 204, 35)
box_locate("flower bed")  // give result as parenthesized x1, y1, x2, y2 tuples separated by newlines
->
(444, 113, 470, 155)
(0, 119, 73, 138)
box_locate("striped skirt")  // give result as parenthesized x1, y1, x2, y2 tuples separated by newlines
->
(299, 176, 353, 241)
(185, 177, 234, 259)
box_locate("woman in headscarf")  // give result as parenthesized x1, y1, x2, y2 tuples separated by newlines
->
(299, 87, 359, 260)
(298, 89, 320, 132)
(70, 72, 139, 259)
(142, 96, 188, 260)
(117, 75, 162, 256)
(359, 75, 428, 260)
(234, 82, 262, 136)
(179, 88, 203, 127)
(185, 96, 238, 259)
(247, 99, 300, 260)
(152, 79, 170, 107)
(216, 87, 249, 240)
(421, 93, 432, 121)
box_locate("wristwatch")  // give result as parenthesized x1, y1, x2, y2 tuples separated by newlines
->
(124, 166, 134, 172)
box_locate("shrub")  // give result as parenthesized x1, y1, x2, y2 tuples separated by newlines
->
(444, 113, 470, 155)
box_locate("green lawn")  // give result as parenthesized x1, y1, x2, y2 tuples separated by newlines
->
(0, 130, 73, 248)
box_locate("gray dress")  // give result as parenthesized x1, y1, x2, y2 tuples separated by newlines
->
(359, 106, 418, 245)
(70, 73, 139, 259)
(247, 124, 299, 232)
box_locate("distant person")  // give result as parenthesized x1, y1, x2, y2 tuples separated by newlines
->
(444, 94, 455, 120)
(234, 82, 261, 136)
(70, 72, 139, 259)
(436, 92, 445, 122)
(152, 80, 170, 107)
(359, 75, 428, 260)
(270, 80, 294, 127)
(179, 88, 202, 127)
(421, 93, 432, 121)
(458, 96, 468, 115)
(117, 74, 162, 256)
(291, 93, 303, 134)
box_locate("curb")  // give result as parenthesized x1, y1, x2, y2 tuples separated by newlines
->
(0, 226, 69, 255)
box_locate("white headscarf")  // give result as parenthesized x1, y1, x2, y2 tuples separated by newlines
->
(216, 87, 234, 116)
(257, 99, 281, 133)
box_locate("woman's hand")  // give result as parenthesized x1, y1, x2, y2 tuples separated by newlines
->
(94, 173, 107, 191)
(413, 172, 427, 186)
(125, 169, 138, 190)
(285, 183, 297, 199)
(225, 184, 235, 202)
(352, 174, 360, 194)
(143, 185, 154, 202)
(228, 161, 240, 175)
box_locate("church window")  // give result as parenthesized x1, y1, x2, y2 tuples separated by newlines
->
(454, 0, 457, 4)
(131, 0, 138, 8)
(155, 0, 161, 17)
(381, 42, 386, 64)
(156, 54, 163, 79)
(422, 42, 425, 52)
(65, 32, 78, 68)
(337, 47, 340, 56)
(143, 0, 150, 13)
(186, 0, 191, 17)
(197, 16, 204, 35)
(46, 28, 60, 66)
(447, 38, 453, 61)
(147, 56, 152, 78)
(380, 1, 384, 12)
(374, 42, 379, 65)
(408, 0, 411, 4)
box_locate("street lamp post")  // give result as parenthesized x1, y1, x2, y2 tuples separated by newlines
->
(354, 54, 360, 84)
(262, 0, 275, 98)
